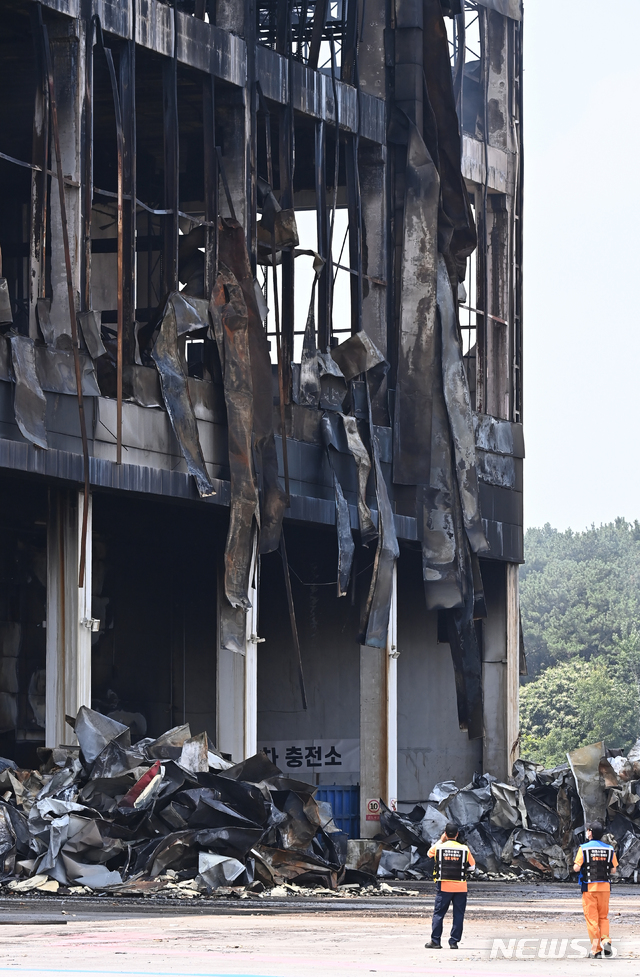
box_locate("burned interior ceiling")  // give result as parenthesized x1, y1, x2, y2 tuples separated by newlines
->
(0, 0, 523, 810)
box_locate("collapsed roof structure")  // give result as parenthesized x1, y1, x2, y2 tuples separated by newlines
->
(0, 0, 523, 836)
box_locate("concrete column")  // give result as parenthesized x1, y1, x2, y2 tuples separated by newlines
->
(359, 0, 387, 99)
(49, 19, 85, 342)
(360, 143, 389, 423)
(216, 535, 258, 761)
(481, 560, 507, 780)
(46, 489, 93, 748)
(359, 564, 398, 837)
(506, 562, 520, 773)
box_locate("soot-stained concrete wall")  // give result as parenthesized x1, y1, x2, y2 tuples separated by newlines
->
(397, 546, 482, 804)
(257, 524, 362, 786)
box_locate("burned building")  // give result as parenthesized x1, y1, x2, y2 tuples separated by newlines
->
(0, 0, 523, 836)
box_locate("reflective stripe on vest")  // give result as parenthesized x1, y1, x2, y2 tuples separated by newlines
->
(584, 846, 613, 883)
(435, 845, 468, 883)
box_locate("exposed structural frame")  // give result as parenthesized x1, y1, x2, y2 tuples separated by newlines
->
(0, 0, 524, 824)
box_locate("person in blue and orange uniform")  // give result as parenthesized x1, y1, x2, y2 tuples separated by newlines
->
(424, 822, 475, 950)
(573, 820, 618, 958)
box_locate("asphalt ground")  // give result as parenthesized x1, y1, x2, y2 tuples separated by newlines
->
(0, 883, 639, 976)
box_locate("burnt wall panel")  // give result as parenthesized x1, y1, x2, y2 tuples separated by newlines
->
(257, 524, 361, 786)
(397, 545, 482, 803)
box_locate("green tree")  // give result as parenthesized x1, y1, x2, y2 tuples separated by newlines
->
(519, 521, 640, 765)
(520, 653, 640, 768)
(521, 520, 640, 677)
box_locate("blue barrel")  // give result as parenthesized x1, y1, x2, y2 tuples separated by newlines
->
(316, 785, 360, 839)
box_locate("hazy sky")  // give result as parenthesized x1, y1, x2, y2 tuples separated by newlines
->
(523, 2, 640, 531)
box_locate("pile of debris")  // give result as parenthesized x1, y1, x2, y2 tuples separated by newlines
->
(0, 707, 356, 896)
(377, 741, 640, 883)
(3, 715, 639, 897)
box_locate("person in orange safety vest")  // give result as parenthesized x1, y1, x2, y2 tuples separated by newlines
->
(573, 820, 618, 958)
(424, 822, 475, 950)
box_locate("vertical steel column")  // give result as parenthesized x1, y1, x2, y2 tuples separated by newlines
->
(81, 13, 93, 316)
(279, 91, 294, 399)
(96, 26, 124, 463)
(346, 135, 363, 335)
(120, 40, 136, 369)
(41, 16, 91, 586)
(513, 17, 523, 423)
(307, 0, 328, 68)
(315, 120, 329, 351)
(506, 563, 520, 771)
(203, 75, 217, 296)
(359, 563, 398, 838)
(29, 6, 50, 337)
(162, 14, 179, 294)
(46, 489, 93, 748)
(216, 533, 259, 761)
(245, 0, 257, 269)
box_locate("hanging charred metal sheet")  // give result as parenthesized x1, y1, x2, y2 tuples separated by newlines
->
(567, 742, 607, 826)
(35, 347, 101, 397)
(217, 218, 287, 557)
(392, 121, 440, 486)
(320, 414, 355, 597)
(10, 336, 48, 450)
(35, 298, 55, 346)
(420, 317, 463, 610)
(331, 331, 388, 384)
(340, 414, 376, 545)
(172, 293, 210, 336)
(474, 0, 522, 21)
(422, 0, 477, 278)
(361, 388, 400, 648)
(437, 255, 488, 554)
(317, 352, 347, 412)
(77, 311, 106, 360)
(298, 273, 321, 409)
(255, 177, 299, 263)
(0, 279, 12, 326)
(210, 266, 259, 608)
(0, 337, 12, 382)
(122, 365, 163, 409)
(151, 294, 215, 499)
(445, 582, 483, 740)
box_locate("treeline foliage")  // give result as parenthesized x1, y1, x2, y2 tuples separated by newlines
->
(519, 520, 640, 767)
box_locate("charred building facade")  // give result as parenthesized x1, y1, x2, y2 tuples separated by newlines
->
(0, 0, 523, 832)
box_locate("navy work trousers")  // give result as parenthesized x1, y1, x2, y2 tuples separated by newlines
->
(430, 886, 467, 946)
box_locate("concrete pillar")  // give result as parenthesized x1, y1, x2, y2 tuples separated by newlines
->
(216, 536, 258, 761)
(48, 19, 85, 343)
(506, 562, 520, 773)
(359, 0, 387, 99)
(359, 564, 398, 837)
(360, 143, 389, 423)
(481, 560, 507, 780)
(46, 489, 93, 748)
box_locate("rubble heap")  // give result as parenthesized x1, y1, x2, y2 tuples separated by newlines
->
(0, 707, 353, 895)
(377, 740, 640, 882)
(2, 716, 639, 897)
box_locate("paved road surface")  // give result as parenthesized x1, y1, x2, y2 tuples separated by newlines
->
(0, 883, 638, 976)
